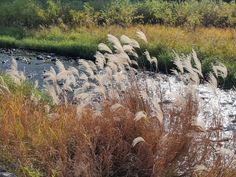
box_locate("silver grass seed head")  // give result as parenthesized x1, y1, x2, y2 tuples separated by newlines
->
(136, 30, 148, 43)
(208, 72, 218, 89)
(98, 43, 112, 54)
(132, 137, 145, 147)
(120, 35, 132, 44)
(110, 103, 124, 112)
(107, 34, 123, 53)
(134, 111, 147, 121)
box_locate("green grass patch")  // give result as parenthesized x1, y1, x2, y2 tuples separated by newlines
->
(0, 25, 236, 88)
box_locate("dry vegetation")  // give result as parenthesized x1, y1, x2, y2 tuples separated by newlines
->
(0, 32, 235, 177)
(0, 85, 235, 177)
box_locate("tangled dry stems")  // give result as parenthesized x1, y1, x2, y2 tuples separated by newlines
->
(0, 87, 235, 177)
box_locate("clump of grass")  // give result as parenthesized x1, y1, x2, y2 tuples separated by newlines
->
(0, 85, 235, 176)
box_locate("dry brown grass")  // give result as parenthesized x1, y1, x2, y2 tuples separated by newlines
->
(0, 87, 235, 177)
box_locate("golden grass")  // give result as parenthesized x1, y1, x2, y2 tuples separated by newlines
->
(32, 25, 236, 53)
(31, 25, 236, 72)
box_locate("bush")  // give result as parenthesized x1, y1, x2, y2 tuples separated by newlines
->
(102, 0, 136, 26)
(0, 0, 47, 27)
(1, 0, 236, 28)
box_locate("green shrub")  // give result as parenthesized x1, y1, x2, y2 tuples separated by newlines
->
(102, 0, 136, 26)
(1, 0, 236, 28)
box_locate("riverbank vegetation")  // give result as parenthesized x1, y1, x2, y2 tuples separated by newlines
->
(1, 1, 236, 87)
(1, 0, 236, 28)
(0, 32, 235, 177)
(1, 25, 236, 88)
(0, 82, 235, 177)
(0, 1, 236, 176)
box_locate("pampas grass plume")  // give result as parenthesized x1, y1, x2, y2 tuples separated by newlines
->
(98, 43, 112, 54)
(136, 30, 148, 43)
(132, 137, 145, 147)
(134, 111, 147, 121)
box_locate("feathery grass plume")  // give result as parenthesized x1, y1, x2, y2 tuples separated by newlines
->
(87, 60, 97, 72)
(107, 34, 123, 53)
(6, 57, 26, 85)
(74, 82, 100, 101)
(173, 51, 184, 74)
(171, 69, 181, 78)
(120, 35, 140, 48)
(136, 30, 148, 43)
(190, 71, 200, 85)
(117, 52, 132, 65)
(212, 64, 218, 77)
(105, 52, 131, 67)
(62, 79, 73, 92)
(79, 73, 88, 81)
(95, 51, 106, 69)
(130, 39, 140, 48)
(110, 103, 124, 112)
(78, 59, 95, 78)
(44, 66, 57, 84)
(134, 111, 147, 121)
(74, 82, 94, 95)
(45, 84, 60, 105)
(131, 60, 139, 67)
(68, 66, 80, 77)
(55, 60, 66, 73)
(74, 92, 91, 104)
(98, 43, 112, 54)
(183, 54, 194, 74)
(144, 50, 158, 68)
(106, 60, 118, 73)
(180, 53, 202, 85)
(120, 34, 132, 44)
(131, 51, 139, 58)
(192, 49, 203, 77)
(104, 66, 113, 77)
(92, 85, 106, 98)
(132, 137, 145, 147)
(95, 73, 109, 88)
(123, 44, 138, 58)
(0, 76, 10, 94)
(123, 44, 135, 55)
(113, 71, 126, 83)
(208, 72, 218, 89)
(56, 61, 78, 84)
(214, 62, 228, 79)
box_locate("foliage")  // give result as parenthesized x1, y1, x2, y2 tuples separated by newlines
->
(1, 0, 236, 28)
